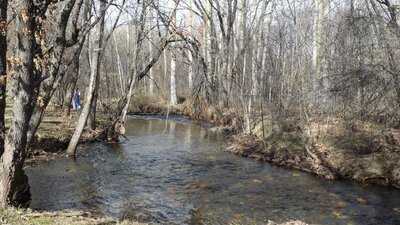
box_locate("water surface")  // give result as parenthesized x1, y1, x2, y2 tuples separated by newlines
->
(26, 116, 400, 225)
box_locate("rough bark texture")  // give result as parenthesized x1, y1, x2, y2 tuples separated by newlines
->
(0, 0, 7, 157)
(0, 0, 39, 207)
(25, 0, 80, 146)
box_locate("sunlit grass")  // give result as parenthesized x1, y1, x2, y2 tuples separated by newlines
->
(0, 208, 147, 225)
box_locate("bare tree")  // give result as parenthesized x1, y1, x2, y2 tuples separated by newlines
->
(67, 0, 108, 157)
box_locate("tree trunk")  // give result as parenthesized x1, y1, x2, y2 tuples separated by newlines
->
(170, 53, 177, 105)
(0, 0, 7, 157)
(163, 49, 168, 93)
(66, 0, 106, 157)
(188, 50, 193, 92)
(87, 78, 98, 130)
(312, 0, 330, 109)
(24, 0, 82, 146)
(169, 0, 178, 105)
(26, 37, 85, 146)
(113, 32, 125, 95)
(0, 0, 39, 207)
(148, 38, 154, 96)
(120, 39, 170, 122)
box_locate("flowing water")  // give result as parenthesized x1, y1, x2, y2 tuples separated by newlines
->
(26, 116, 400, 225)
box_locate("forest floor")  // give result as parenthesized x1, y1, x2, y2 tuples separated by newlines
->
(130, 96, 400, 189)
(22, 107, 109, 164)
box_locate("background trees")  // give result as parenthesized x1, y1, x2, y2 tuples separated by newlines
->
(0, 0, 400, 208)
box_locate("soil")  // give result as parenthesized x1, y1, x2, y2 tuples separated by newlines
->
(227, 117, 400, 189)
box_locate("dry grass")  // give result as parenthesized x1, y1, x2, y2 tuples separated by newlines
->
(0, 208, 147, 225)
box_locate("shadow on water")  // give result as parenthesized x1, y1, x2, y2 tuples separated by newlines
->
(26, 116, 400, 225)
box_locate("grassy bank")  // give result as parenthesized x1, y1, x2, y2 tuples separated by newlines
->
(0, 208, 146, 225)
(0, 207, 309, 225)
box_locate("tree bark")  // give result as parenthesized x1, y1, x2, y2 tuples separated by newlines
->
(148, 38, 154, 96)
(25, 0, 82, 146)
(312, 0, 330, 108)
(0, 0, 40, 207)
(0, 0, 7, 157)
(170, 53, 177, 105)
(66, 0, 106, 157)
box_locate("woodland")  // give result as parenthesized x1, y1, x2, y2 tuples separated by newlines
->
(0, 0, 400, 224)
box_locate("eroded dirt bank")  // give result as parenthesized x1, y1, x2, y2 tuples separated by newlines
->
(227, 117, 400, 188)
(130, 97, 400, 189)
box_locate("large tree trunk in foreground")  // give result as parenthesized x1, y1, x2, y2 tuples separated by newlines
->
(0, 0, 7, 157)
(25, 0, 81, 146)
(0, 0, 39, 207)
(66, 0, 106, 157)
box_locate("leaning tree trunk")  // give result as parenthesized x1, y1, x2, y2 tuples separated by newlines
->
(87, 75, 99, 130)
(0, 0, 7, 157)
(0, 0, 39, 207)
(66, 0, 106, 157)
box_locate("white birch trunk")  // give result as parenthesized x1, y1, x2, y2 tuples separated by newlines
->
(170, 53, 178, 105)
(188, 51, 193, 91)
(113, 33, 125, 94)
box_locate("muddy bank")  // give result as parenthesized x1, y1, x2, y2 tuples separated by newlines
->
(227, 117, 400, 188)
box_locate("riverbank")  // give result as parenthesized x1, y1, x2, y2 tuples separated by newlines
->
(0, 207, 310, 225)
(0, 208, 146, 225)
(2, 109, 131, 225)
(130, 96, 400, 189)
(228, 117, 400, 188)
(25, 108, 108, 164)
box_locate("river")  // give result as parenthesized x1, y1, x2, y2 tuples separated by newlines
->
(26, 115, 400, 225)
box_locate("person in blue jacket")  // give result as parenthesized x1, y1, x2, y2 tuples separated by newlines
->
(73, 88, 81, 110)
